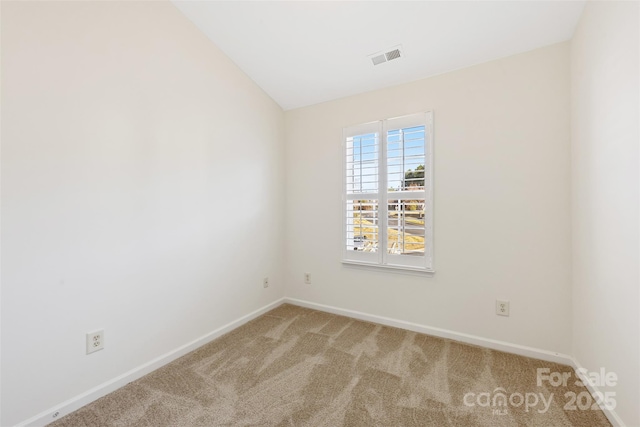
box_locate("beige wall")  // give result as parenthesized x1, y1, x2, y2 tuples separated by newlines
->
(1, 2, 285, 425)
(571, 2, 640, 426)
(284, 43, 572, 354)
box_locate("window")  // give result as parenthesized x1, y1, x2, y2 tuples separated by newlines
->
(343, 112, 433, 272)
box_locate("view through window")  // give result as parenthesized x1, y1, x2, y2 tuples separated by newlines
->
(344, 113, 433, 271)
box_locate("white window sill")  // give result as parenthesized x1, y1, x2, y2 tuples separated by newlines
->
(341, 260, 435, 277)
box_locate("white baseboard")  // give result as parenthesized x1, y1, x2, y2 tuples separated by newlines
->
(17, 298, 286, 427)
(284, 297, 625, 427)
(567, 358, 626, 427)
(284, 297, 574, 364)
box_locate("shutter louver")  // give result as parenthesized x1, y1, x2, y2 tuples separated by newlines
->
(345, 132, 380, 255)
(386, 125, 426, 256)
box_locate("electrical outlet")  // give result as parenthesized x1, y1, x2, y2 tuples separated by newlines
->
(263, 277, 269, 288)
(86, 330, 104, 354)
(496, 300, 510, 317)
(304, 273, 311, 284)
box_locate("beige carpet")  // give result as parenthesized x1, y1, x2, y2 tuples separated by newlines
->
(51, 304, 611, 426)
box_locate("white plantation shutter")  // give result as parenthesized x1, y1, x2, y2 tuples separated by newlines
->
(344, 121, 381, 264)
(343, 112, 433, 271)
(384, 113, 432, 269)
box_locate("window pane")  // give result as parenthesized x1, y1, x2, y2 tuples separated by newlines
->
(346, 200, 379, 252)
(346, 133, 378, 194)
(387, 126, 425, 191)
(386, 199, 425, 255)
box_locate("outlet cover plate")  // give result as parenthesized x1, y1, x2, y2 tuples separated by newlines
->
(496, 300, 510, 317)
(86, 330, 104, 354)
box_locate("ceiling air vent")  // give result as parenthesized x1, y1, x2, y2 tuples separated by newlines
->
(369, 45, 404, 66)
(371, 54, 387, 66)
(385, 49, 401, 61)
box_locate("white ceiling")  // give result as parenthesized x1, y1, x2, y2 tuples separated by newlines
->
(172, 1, 585, 111)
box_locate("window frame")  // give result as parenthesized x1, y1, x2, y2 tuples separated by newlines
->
(342, 112, 434, 273)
